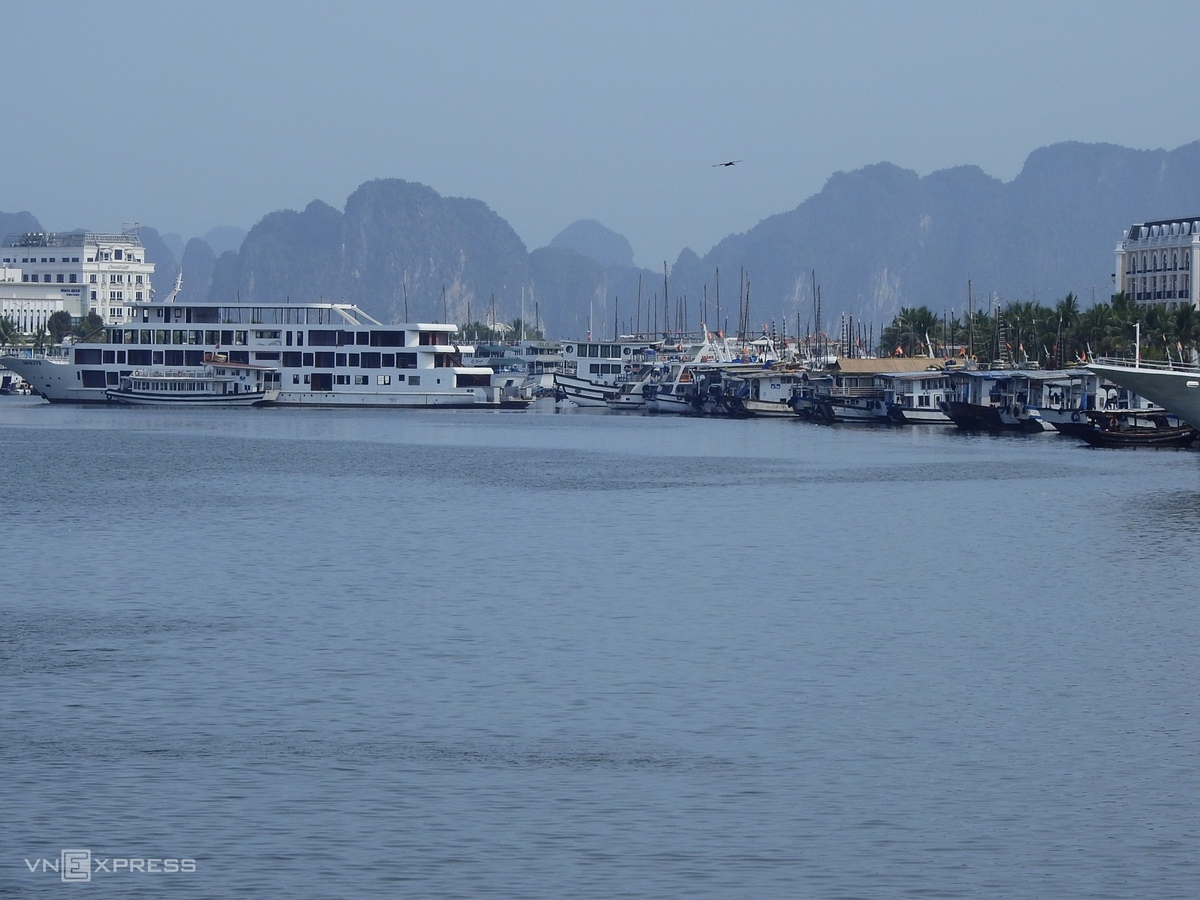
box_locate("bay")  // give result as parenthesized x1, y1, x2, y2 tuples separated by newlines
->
(2, 396, 1197, 898)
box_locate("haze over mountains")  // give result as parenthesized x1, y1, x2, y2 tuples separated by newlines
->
(4, 141, 1197, 338)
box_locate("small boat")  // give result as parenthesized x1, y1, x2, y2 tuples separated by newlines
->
(104, 360, 279, 406)
(1075, 412, 1198, 448)
(693, 364, 804, 417)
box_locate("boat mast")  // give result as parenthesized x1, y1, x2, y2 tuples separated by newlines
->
(967, 279, 974, 359)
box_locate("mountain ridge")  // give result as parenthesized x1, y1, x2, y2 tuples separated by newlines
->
(4, 141, 1196, 338)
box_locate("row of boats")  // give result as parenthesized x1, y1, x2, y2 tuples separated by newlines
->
(2, 293, 1197, 448)
(543, 332, 1200, 449)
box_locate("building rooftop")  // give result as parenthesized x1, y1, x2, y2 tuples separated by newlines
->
(2, 231, 143, 248)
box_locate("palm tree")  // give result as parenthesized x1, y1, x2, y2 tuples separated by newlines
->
(1054, 293, 1081, 365)
(881, 306, 939, 356)
(1171, 304, 1199, 364)
(0, 315, 21, 347)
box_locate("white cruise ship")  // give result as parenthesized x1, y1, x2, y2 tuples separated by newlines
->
(0, 295, 505, 408)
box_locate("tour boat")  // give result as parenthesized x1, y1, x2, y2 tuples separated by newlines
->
(0, 295, 506, 408)
(104, 359, 278, 407)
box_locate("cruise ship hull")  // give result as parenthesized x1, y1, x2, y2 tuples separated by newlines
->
(2, 358, 500, 408)
(1087, 362, 1200, 431)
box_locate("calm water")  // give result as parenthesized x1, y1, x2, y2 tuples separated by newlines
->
(2, 396, 1197, 898)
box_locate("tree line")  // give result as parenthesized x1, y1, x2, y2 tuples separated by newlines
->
(0, 310, 106, 349)
(878, 293, 1199, 366)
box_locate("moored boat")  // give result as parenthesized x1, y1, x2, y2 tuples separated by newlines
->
(1087, 357, 1200, 431)
(1075, 410, 1198, 448)
(0, 295, 505, 408)
(105, 360, 278, 406)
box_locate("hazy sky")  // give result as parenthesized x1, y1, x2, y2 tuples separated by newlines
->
(4, 1, 1198, 268)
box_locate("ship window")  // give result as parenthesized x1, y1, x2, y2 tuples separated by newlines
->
(397, 353, 416, 369)
(103, 350, 116, 364)
(293, 374, 301, 384)
(152, 351, 164, 365)
(308, 330, 338, 346)
(377, 374, 392, 385)
(408, 375, 421, 386)
(335, 353, 347, 367)
(382, 353, 395, 367)
(361, 352, 381, 368)
(314, 352, 334, 368)
(349, 353, 360, 366)
(335, 374, 350, 385)
(355, 375, 368, 385)
(370, 330, 404, 347)
(302, 353, 314, 367)
(357, 332, 370, 345)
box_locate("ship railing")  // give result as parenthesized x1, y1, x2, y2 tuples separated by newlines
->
(1091, 355, 1198, 372)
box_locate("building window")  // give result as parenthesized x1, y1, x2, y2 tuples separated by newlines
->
(57, 274, 64, 283)
(69, 274, 77, 283)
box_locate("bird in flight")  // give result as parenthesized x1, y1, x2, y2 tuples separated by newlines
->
(713, 160, 742, 167)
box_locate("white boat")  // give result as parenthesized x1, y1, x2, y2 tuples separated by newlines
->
(881, 370, 954, 424)
(805, 357, 949, 425)
(467, 339, 565, 402)
(0, 295, 507, 408)
(104, 359, 278, 407)
(693, 364, 804, 417)
(553, 337, 665, 407)
(642, 333, 741, 414)
(942, 368, 1080, 433)
(604, 362, 664, 411)
(1087, 357, 1200, 431)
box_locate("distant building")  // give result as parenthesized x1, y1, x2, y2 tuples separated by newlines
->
(0, 229, 155, 328)
(1113, 216, 1199, 310)
(0, 265, 69, 335)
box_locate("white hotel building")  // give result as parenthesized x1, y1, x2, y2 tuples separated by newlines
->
(1114, 216, 1199, 310)
(0, 229, 155, 332)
